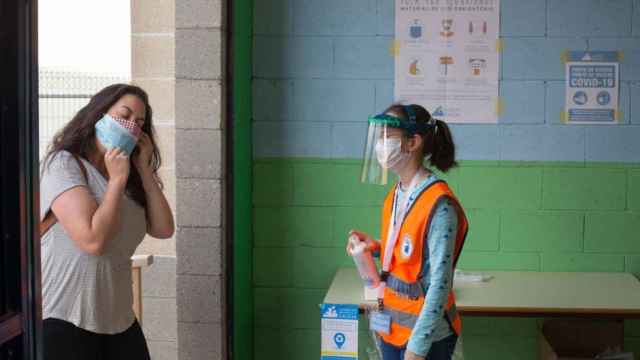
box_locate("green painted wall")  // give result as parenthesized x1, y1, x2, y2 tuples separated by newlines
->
(253, 158, 640, 359)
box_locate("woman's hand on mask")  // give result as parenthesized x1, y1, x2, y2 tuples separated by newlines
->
(105, 147, 130, 185)
(404, 350, 425, 360)
(134, 132, 154, 174)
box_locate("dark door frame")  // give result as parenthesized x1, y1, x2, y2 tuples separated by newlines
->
(0, 0, 42, 358)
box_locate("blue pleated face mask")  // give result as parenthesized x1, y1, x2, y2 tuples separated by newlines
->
(94, 114, 141, 156)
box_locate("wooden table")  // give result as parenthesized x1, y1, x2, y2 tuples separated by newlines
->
(324, 268, 640, 318)
(131, 254, 154, 325)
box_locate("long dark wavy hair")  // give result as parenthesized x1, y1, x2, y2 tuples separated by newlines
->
(43, 84, 162, 209)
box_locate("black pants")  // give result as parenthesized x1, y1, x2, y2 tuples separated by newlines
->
(380, 334, 458, 360)
(43, 318, 150, 360)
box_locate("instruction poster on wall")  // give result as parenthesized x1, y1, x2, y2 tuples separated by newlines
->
(320, 304, 358, 360)
(394, 0, 500, 123)
(565, 51, 620, 124)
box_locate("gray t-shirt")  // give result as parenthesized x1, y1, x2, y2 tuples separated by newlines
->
(40, 151, 147, 334)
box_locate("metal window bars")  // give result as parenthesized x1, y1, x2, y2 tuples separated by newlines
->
(38, 68, 129, 159)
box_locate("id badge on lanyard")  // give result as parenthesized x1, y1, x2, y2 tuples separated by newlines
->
(370, 311, 392, 334)
(377, 168, 426, 309)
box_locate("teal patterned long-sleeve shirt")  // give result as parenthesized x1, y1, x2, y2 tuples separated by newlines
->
(396, 174, 458, 356)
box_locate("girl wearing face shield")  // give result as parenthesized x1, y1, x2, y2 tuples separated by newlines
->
(349, 104, 468, 360)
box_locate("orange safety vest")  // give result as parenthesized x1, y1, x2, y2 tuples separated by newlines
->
(378, 180, 468, 347)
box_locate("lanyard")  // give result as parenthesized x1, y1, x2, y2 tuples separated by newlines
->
(378, 168, 426, 302)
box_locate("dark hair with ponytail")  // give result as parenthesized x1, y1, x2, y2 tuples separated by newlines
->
(384, 104, 458, 173)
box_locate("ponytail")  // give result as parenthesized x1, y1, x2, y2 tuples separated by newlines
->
(424, 119, 457, 173)
(382, 103, 458, 173)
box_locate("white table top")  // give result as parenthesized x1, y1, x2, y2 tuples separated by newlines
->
(131, 254, 154, 268)
(324, 268, 640, 317)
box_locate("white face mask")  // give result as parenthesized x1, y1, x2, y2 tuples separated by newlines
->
(375, 137, 410, 171)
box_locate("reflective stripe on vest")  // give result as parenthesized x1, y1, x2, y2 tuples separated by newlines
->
(378, 180, 468, 347)
(386, 274, 424, 299)
(447, 303, 459, 328)
(383, 301, 460, 335)
(383, 308, 418, 329)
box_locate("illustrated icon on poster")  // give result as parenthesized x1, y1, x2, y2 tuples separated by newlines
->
(333, 333, 346, 349)
(409, 19, 423, 39)
(439, 56, 454, 76)
(440, 19, 454, 38)
(468, 20, 487, 36)
(573, 91, 588, 105)
(597, 91, 611, 106)
(469, 58, 486, 76)
(323, 305, 338, 318)
(409, 58, 422, 76)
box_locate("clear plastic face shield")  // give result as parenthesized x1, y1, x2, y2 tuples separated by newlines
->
(360, 114, 404, 186)
(360, 107, 436, 186)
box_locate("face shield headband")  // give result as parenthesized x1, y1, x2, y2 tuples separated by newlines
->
(368, 106, 436, 135)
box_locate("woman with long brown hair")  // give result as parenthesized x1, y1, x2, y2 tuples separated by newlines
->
(40, 84, 174, 359)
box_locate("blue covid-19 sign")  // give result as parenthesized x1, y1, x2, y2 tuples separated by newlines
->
(565, 51, 620, 124)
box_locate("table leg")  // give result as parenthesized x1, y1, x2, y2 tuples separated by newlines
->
(132, 266, 142, 326)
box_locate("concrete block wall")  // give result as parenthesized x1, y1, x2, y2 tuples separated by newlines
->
(141, 256, 179, 360)
(174, 0, 226, 359)
(132, 0, 226, 359)
(253, 0, 640, 163)
(251, 0, 640, 359)
(132, 0, 177, 256)
(131, 0, 178, 358)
